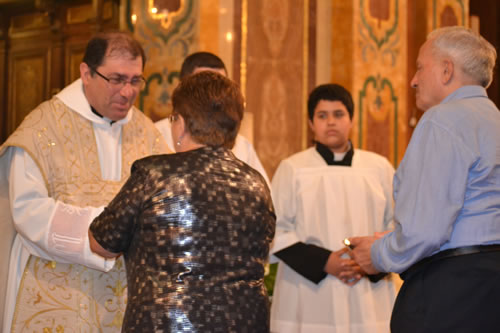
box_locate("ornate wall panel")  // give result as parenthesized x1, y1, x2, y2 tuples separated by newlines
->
(199, 0, 220, 57)
(63, 0, 119, 88)
(8, 49, 50, 134)
(6, 10, 54, 136)
(126, 0, 199, 121)
(406, 0, 468, 141)
(126, 0, 250, 139)
(428, 0, 468, 31)
(0, 1, 120, 142)
(246, 0, 310, 176)
(65, 42, 88, 86)
(351, 0, 408, 165)
(330, 1, 354, 92)
(0, 38, 5, 140)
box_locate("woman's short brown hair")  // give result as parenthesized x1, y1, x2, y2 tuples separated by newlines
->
(172, 71, 244, 148)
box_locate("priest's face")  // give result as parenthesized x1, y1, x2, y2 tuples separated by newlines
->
(81, 54, 144, 121)
(309, 100, 352, 153)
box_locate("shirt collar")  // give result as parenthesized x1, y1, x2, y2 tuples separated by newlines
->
(441, 85, 488, 105)
(315, 141, 354, 166)
(55, 78, 132, 127)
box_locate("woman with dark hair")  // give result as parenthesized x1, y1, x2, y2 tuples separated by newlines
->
(88, 71, 276, 332)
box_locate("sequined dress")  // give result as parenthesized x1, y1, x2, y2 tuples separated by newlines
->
(90, 146, 276, 332)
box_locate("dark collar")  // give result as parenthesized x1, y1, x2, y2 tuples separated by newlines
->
(315, 141, 354, 166)
(90, 106, 115, 126)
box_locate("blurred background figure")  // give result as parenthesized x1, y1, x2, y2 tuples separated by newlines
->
(155, 51, 270, 186)
(89, 71, 276, 332)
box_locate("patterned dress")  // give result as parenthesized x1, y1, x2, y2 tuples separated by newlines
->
(90, 146, 276, 332)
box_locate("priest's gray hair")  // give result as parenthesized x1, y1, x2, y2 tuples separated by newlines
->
(428, 26, 497, 88)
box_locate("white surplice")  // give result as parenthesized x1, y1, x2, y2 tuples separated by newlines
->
(270, 147, 397, 333)
(155, 117, 271, 187)
(0, 79, 132, 332)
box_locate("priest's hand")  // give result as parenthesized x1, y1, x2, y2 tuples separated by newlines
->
(324, 248, 363, 286)
(348, 236, 380, 275)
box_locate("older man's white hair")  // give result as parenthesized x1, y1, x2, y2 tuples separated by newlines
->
(428, 26, 497, 88)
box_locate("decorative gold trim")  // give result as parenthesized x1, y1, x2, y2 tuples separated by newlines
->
(148, 0, 186, 30)
(1, 142, 50, 192)
(199, 0, 220, 58)
(302, 0, 309, 149)
(240, 0, 247, 98)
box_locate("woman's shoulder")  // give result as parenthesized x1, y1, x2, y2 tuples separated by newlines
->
(131, 152, 182, 173)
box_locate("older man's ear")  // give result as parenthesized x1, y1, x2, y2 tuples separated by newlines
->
(441, 59, 455, 85)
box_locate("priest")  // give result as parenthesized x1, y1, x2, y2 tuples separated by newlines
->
(0, 31, 169, 332)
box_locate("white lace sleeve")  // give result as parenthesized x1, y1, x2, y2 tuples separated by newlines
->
(9, 147, 114, 271)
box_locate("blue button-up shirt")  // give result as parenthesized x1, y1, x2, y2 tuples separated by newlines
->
(372, 85, 500, 273)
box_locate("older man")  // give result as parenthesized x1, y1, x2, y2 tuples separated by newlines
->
(0, 31, 169, 332)
(350, 26, 500, 332)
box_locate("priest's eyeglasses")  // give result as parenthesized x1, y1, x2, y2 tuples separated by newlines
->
(91, 67, 146, 90)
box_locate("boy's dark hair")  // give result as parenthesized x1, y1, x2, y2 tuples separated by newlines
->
(180, 52, 227, 79)
(307, 84, 354, 120)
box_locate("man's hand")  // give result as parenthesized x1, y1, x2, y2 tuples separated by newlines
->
(324, 248, 363, 286)
(348, 236, 380, 275)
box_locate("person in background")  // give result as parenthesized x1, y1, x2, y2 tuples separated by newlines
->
(89, 71, 276, 332)
(155, 51, 270, 186)
(349, 26, 500, 332)
(270, 83, 397, 332)
(0, 31, 169, 332)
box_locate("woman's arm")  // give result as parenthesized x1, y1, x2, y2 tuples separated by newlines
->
(88, 229, 120, 259)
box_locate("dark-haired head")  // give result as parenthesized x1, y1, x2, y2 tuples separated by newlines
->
(180, 52, 227, 79)
(172, 71, 244, 148)
(307, 84, 354, 121)
(82, 31, 146, 71)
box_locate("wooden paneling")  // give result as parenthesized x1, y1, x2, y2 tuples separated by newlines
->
(7, 48, 50, 133)
(6, 9, 53, 135)
(64, 39, 88, 86)
(0, 38, 6, 142)
(0, 0, 120, 143)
